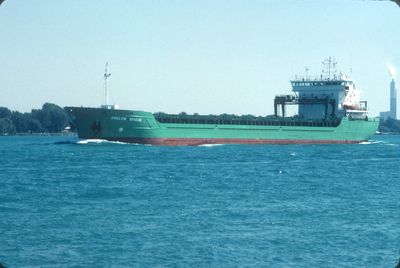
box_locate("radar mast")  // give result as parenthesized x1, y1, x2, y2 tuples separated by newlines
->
(322, 57, 337, 80)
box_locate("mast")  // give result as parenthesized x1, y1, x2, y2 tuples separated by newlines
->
(305, 66, 310, 80)
(104, 62, 111, 106)
(322, 57, 337, 80)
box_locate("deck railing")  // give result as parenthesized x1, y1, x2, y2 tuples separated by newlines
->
(154, 114, 341, 128)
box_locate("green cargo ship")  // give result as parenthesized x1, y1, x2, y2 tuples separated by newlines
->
(65, 60, 379, 145)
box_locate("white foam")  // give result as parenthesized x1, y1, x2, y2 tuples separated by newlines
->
(77, 139, 106, 144)
(199, 144, 224, 147)
(359, 141, 372, 145)
(359, 140, 385, 145)
(77, 139, 134, 145)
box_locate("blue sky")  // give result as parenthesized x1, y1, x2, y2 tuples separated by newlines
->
(0, 0, 399, 116)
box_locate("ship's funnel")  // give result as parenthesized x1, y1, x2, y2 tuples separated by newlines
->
(387, 64, 397, 79)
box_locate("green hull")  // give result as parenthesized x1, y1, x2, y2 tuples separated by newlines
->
(65, 107, 379, 145)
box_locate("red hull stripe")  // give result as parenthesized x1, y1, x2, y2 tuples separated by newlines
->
(105, 137, 363, 146)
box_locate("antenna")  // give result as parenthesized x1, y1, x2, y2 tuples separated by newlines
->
(322, 57, 337, 80)
(104, 62, 111, 106)
(305, 66, 311, 80)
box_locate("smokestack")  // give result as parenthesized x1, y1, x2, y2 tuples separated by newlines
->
(387, 64, 398, 119)
(390, 79, 397, 119)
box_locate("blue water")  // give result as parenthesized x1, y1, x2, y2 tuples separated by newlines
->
(0, 135, 399, 267)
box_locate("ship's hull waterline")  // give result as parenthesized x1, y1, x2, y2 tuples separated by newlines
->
(65, 107, 379, 146)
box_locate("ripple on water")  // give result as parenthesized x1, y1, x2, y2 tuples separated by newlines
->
(0, 135, 399, 267)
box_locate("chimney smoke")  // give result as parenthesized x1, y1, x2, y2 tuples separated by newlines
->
(387, 64, 397, 79)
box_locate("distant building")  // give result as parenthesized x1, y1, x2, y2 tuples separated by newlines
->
(390, 79, 397, 119)
(380, 79, 397, 120)
(379, 111, 390, 120)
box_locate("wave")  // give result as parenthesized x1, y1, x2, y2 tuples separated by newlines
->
(358, 140, 399, 147)
(76, 139, 135, 145)
(359, 141, 372, 145)
(198, 144, 225, 147)
(358, 140, 385, 145)
(385, 143, 399, 146)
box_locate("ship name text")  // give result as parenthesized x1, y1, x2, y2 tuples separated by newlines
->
(110, 116, 142, 122)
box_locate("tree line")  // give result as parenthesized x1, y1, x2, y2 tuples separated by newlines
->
(378, 118, 400, 134)
(1, 103, 400, 135)
(0, 103, 69, 135)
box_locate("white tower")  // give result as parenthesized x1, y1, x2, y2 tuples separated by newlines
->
(390, 79, 397, 119)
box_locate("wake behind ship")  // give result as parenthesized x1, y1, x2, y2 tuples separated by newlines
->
(65, 59, 379, 145)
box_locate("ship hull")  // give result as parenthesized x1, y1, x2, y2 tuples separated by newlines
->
(65, 107, 379, 146)
(105, 137, 362, 146)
